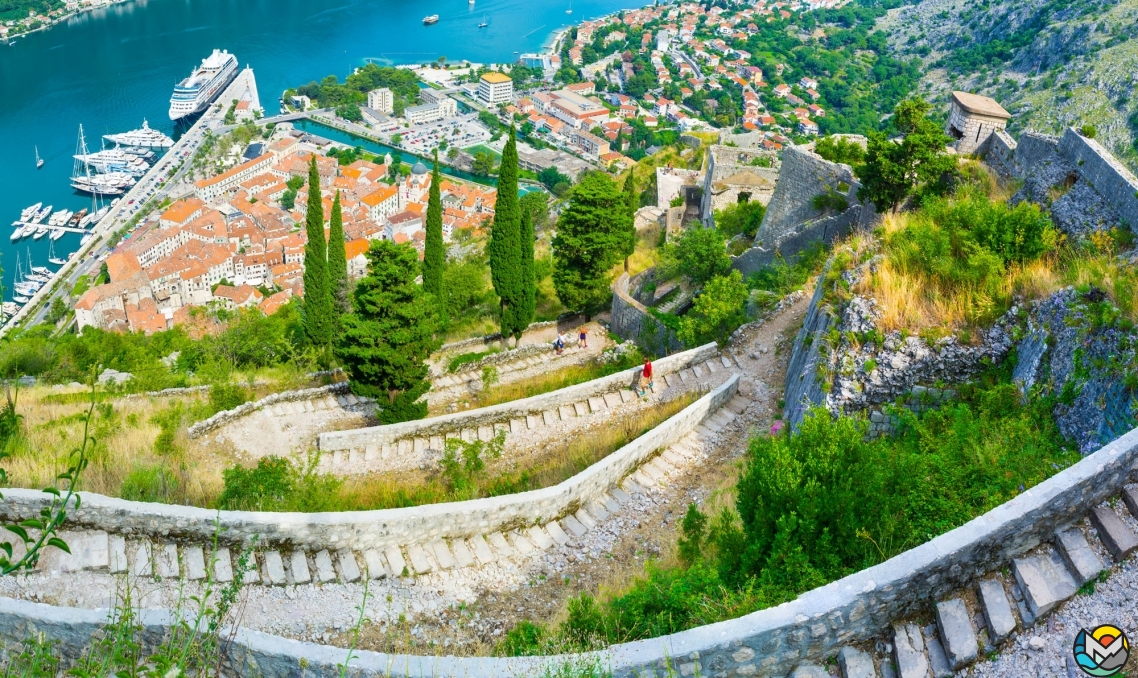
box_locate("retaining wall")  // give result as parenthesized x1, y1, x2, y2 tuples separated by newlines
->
(1056, 127, 1138, 229)
(782, 263, 833, 430)
(609, 272, 685, 356)
(4, 410, 1137, 677)
(0, 375, 736, 555)
(187, 382, 353, 439)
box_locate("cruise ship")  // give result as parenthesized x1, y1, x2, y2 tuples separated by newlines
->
(104, 120, 174, 149)
(168, 49, 238, 121)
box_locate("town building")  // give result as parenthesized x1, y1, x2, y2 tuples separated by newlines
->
(477, 71, 514, 107)
(367, 87, 394, 114)
(404, 95, 458, 124)
(194, 153, 275, 202)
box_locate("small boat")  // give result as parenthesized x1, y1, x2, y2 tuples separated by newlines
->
(20, 203, 41, 221)
(12, 295, 29, 304)
(50, 229, 65, 241)
(479, 15, 488, 27)
(423, 14, 439, 24)
(566, 2, 572, 13)
(36, 146, 44, 169)
(48, 241, 67, 265)
(10, 226, 25, 242)
(33, 227, 48, 240)
(32, 205, 51, 224)
(68, 209, 88, 227)
(31, 266, 51, 276)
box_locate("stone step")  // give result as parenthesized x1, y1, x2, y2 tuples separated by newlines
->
(561, 514, 588, 538)
(574, 508, 599, 530)
(451, 539, 475, 568)
(621, 477, 648, 496)
(362, 549, 387, 579)
(695, 423, 717, 438)
(1089, 505, 1138, 562)
(509, 531, 535, 556)
(789, 664, 827, 678)
(610, 487, 631, 505)
(630, 469, 656, 488)
(705, 359, 720, 374)
(660, 448, 685, 467)
(1122, 486, 1138, 519)
(385, 546, 407, 577)
(1055, 526, 1105, 586)
(719, 355, 733, 368)
(1012, 550, 1078, 619)
(923, 628, 951, 678)
(725, 395, 750, 413)
(935, 598, 978, 670)
(892, 623, 930, 678)
(263, 551, 287, 585)
(527, 525, 555, 551)
(405, 544, 432, 575)
(469, 535, 496, 565)
(976, 578, 1016, 644)
(487, 532, 515, 559)
(545, 521, 571, 546)
(837, 646, 876, 678)
(314, 549, 338, 581)
(585, 500, 609, 522)
(558, 405, 576, 421)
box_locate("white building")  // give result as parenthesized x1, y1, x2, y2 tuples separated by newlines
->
(404, 96, 458, 125)
(477, 72, 514, 107)
(367, 87, 394, 114)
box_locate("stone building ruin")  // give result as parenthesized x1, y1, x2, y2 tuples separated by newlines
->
(945, 90, 1011, 155)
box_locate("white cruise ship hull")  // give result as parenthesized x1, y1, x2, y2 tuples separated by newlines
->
(169, 49, 239, 121)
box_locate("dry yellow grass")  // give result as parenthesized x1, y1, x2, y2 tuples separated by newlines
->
(2, 386, 228, 506)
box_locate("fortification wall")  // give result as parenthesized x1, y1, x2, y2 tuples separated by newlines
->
(187, 383, 354, 439)
(754, 145, 862, 248)
(781, 264, 832, 430)
(609, 272, 685, 355)
(0, 376, 738, 554)
(1056, 127, 1138, 230)
(5, 412, 1136, 677)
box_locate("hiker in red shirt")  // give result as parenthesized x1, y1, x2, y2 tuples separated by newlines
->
(638, 359, 653, 396)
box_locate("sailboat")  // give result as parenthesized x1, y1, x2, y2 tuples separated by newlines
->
(35, 146, 44, 169)
(479, 14, 488, 27)
(48, 241, 67, 266)
(566, 1, 572, 13)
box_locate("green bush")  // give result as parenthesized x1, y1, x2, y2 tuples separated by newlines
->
(217, 455, 343, 512)
(667, 227, 730, 286)
(120, 464, 179, 503)
(714, 201, 766, 239)
(678, 271, 749, 347)
(208, 382, 251, 415)
(447, 350, 494, 373)
(747, 241, 829, 296)
(814, 135, 866, 167)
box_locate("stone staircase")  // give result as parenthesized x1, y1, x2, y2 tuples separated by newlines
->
(26, 390, 754, 592)
(318, 353, 741, 474)
(789, 486, 1138, 678)
(261, 391, 372, 418)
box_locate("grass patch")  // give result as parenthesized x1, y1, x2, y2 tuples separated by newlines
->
(448, 350, 496, 373)
(466, 347, 642, 410)
(500, 369, 1078, 654)
(466, 144, 501, 160)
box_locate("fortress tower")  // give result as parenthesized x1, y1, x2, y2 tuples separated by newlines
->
(946, 91, 1011, 155)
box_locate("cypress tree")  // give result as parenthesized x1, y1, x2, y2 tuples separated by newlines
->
(489, 125, 522, 345)
(327, 190, 350, 316)
(515, 207, 536, 338)
(423, 149, 446, 323)
(302, 155, 333, 347)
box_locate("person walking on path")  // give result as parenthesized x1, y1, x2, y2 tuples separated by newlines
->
(637, 358, 653, 396)
(578, 326, 588, 349)
(554, 332, 565, 355)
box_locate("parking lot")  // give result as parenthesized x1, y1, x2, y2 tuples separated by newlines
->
(376, 112, 492, 154)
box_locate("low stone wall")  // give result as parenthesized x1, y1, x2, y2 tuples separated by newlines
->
(732, 204, 864, 277)
(4, 416, 1137, 677)
(0, 376, 737, 555)
(609, 272, 684, 356)
(783, 263, 833, 430)
(434, 316, 586, 360)
(317, 341, 717, 455)
(867, 385, 957, 437)
(187, 383, 353, 439)
(987, 129, 1017, 176)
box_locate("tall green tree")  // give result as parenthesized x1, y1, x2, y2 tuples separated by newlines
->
(335, 241, 443, 424)
(423, 150, 446, 324)
(327, 191, 350, 316)
(489, 125, 524, 344)
(516, 208, 536, 335)
(552, 172, 632, 314)
(858, 97, 956, 214)
(621, 171, 638, 272)
(302, 156, 334, 348)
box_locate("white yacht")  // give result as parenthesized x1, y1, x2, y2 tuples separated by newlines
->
(74, 148, 150, 175)
(168, 49, 238, 121)
(104, 120, 175, 149)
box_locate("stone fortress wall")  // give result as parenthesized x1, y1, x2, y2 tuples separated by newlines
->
(3, 409, 1136, 677)
(313, 342, 718, 472)
(187, 382, 358, 439)
(699, 144, 781, 224)
(0, 376, 738, 557)
(609, 272, 685, 354)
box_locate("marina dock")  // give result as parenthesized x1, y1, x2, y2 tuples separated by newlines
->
(1, 67, 261, 335)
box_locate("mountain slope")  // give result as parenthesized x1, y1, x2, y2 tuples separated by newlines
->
(878, 0, 1138, 172)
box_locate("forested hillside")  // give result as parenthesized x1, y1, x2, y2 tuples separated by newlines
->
(0, 0, 61, 22)
(880, 0, 1138, 172)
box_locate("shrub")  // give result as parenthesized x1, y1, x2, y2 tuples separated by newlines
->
(814, 135, 866, 167)
(715, 200, 766, 239)
(667, 226, 730, 286)
(217, 455, 343, 512)
(120, 464, 179, 503)
(1080, 124, 1097, 138)
(208, 381, 251, 415)
(447, 350, 494, 373)
(678, 271, 749, 346)
(747, 241, 829, 297)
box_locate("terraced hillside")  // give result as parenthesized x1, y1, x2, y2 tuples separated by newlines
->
(879, 0, 1138, 172)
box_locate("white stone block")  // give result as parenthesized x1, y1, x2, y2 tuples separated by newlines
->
(337, 550, 361, 582)
(131, 542, 152, 577)
(109, 535, 128, 574)
(469, 535, 496, 565)
(362, 549, 388, 579)
(290, 550, 311, 584)
(313, 550, 337, 582)
(263, 551, 287, 585)
(385, 547, 408, 577)
(527, 526, 555, 550)
(213, 548, 233, 583)
(406, 544, 433, 574)
(184, 546, 207, 581)
(545, 521, 571, 545)
(487, 532, 515, 558)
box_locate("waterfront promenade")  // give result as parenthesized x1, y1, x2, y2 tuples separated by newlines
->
(3, 68, 262, 335)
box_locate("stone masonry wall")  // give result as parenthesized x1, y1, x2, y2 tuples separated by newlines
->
(187, 382, 353, 439)
(753, 144, 862, 249)
(0, 376, 738, 556)
(610, 272, 684, 355)
(5, 413, 1136, 677)
(315, 342, 718, 459)
(1056, 127, 1138, 230)
(782, 262, 832, 430)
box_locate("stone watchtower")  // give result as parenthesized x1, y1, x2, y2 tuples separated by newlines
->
(945, 91, 1011, 155)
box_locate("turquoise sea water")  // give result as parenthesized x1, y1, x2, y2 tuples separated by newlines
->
(0, 0, 642, 299)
